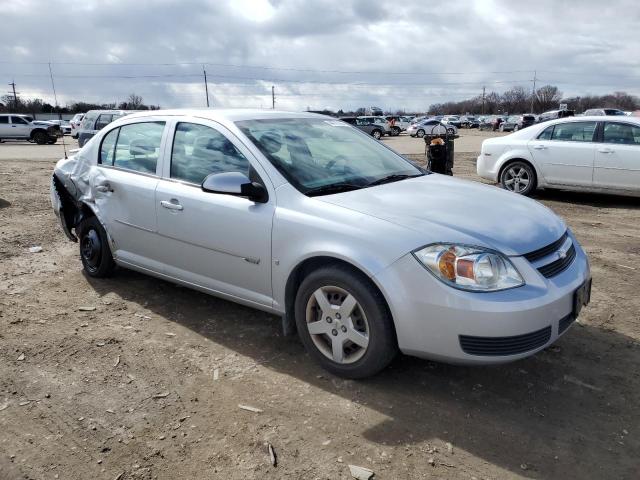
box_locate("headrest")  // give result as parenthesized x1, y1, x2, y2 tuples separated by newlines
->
(259, 132, 283, 154)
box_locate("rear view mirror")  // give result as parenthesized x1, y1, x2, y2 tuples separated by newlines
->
(201, 172, 268, 203)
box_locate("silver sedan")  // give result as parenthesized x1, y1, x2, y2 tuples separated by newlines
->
(51, 110, 591, 378)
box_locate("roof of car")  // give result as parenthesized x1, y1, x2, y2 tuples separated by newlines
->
(125, 108, 326, 123)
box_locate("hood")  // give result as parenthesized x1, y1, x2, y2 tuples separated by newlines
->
(318, 174, 566, 256)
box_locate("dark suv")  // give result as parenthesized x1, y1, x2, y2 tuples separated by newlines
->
(77, 110, 135, 147)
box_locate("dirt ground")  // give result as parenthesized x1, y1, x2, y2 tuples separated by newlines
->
(1, 133, 639, 480)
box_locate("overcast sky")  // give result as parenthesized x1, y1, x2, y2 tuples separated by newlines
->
(1, 0, 639, 111)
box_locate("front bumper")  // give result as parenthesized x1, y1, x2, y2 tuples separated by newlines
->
(374, 234, 591, 365)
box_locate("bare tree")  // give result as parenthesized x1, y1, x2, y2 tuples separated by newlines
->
(535, 85, 562, 112)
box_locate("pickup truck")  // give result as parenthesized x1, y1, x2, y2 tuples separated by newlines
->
(0, 114, 61, 144)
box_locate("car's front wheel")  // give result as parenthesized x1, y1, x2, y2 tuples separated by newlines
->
(371, 129, 382, 140)
(295, 266, 397, 378)
(77, 216, 115, 277)
(500, 161, 536, 196)
(32, 131, 48, 145)
(416, 129, 425, 138)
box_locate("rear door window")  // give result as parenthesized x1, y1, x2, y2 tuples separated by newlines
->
(603, 122, 640, 145)
(112, 121, 165, 174)
(11, 116, 29, 125)
(537, 125, 554, 140)
(550, 122, 596, 142)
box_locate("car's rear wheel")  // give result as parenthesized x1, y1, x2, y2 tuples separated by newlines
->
(77, 216, 115, 277)
(47, 138, 57, 144)
(371, 129, 382, 140)
(447, 128, 455, 135)
(416, 129, 425, 138)
(295, 266, 397, 378)
(33, 131, 47, 145)
(500, 161, 536, 196)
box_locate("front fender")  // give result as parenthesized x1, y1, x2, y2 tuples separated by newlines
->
(495, 149, 542, 183)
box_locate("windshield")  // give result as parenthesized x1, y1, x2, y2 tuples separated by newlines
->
(236, 118, 423, 195)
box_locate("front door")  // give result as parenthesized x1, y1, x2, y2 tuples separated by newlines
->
(10, 116, 31, 138)
(93, 120, 167, 267)
(155, 120, 274, 307)
(528, 121, 596, 187)
(593, 121, 640, 192)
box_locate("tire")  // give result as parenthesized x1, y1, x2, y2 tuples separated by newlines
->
(500, 160, 537, 196)
(77, 216, 115, 277)
(392, 127, 401, 136)
(416, 129, 425, 138)
(371, 129, 382, 140)
(32, 130, 47, 145)
(47, 138, 57, 144)
(447, 128, 455, 135)
(294, 265, 397, 378)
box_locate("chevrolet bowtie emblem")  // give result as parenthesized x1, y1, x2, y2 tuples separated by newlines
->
(557, 248, 567, 260)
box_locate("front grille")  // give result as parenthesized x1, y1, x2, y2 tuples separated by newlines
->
(537, 244, 576, 278)
(523, 232, 568, 262)
(460, 326, 551, 356)
(558, 313, 575, 334)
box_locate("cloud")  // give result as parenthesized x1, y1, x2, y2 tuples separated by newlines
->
(0, 0, 638, 111)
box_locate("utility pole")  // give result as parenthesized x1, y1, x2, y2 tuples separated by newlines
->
(8, 82, 18, 110)
(530, 70, 537, 113)
(482, 86, 486, 115)
(272, 85, 275, 109)
(203, 66, 210, 107)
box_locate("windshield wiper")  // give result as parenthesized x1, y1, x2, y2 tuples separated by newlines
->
(366, 173, 424, 187)
(305, 182, 364, 197)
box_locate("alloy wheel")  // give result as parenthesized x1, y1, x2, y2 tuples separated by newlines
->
(305, 286, 370, 364)
(503, 166, 531, 194)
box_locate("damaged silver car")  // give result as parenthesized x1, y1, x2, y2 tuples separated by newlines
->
(51, 109, 591, 378)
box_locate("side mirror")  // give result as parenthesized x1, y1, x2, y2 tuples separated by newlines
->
(201, 172, 268, 203)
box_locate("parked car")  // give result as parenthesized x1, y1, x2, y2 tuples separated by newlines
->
(77, 110, 135, 147)
(499, 116, 521, 132)
(0, 114, 61, 144)
(70, 113, 85, 138)
(515, 114, 537, 131)
(406, 119, 457, 137)
(477, 116, 640, 197)
(385, 116, 414, 135)
(491, 116, 506, 131)
(537, 109, 575, 123)
(45, 119, 72, 135)
(460, 116, 480, 128)
(51, 109, 591, 378)
(340, 116, 390, 139)
(441, 116, 462, 128)
(583, 108, 627, 116)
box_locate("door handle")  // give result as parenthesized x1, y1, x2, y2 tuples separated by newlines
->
(160, 200, 183, 211)
(598, 148, 614, 154)
(532, 144, 547, 150)
(95, 182, 113, 193)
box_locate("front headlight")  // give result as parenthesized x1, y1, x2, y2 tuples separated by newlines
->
(413, 244, 524, 292)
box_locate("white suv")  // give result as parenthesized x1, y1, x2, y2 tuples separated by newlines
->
(0, 114, 61, 144)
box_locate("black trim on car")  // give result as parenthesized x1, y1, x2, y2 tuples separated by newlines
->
(523, 232, 568, 262)
(459, 326, 552, 356)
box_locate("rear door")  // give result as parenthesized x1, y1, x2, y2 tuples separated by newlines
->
(154, 119, 275, 307)
(528, 121, 596, 186)
(93, 120, 168, 268)
(593, 121, 640, 191)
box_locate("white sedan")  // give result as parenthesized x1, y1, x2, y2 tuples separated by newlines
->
(478, 116, 640, 196)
